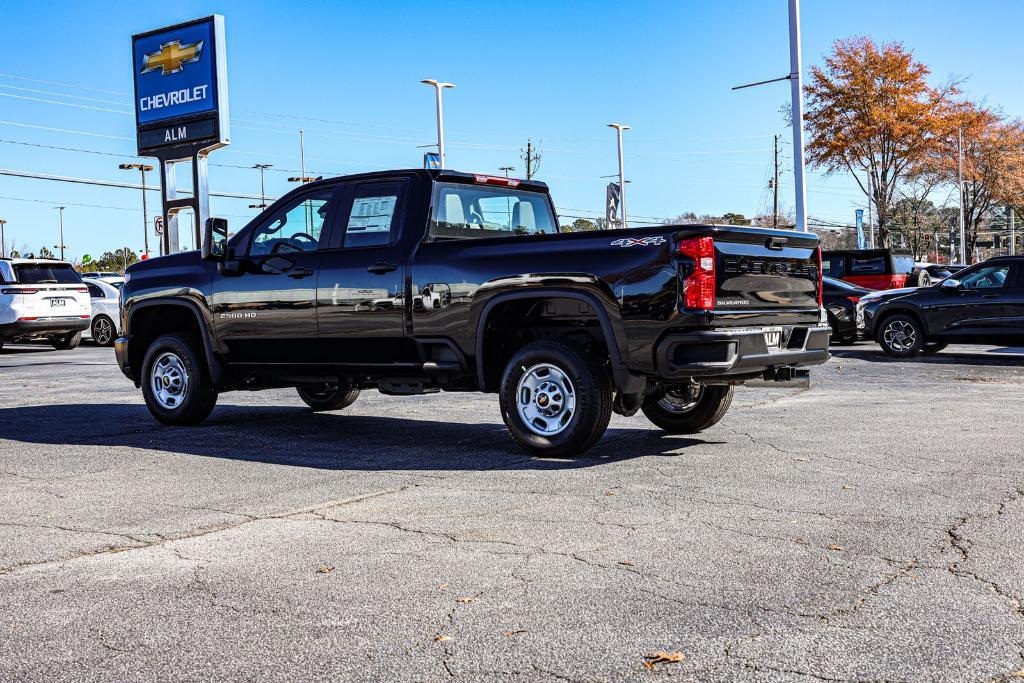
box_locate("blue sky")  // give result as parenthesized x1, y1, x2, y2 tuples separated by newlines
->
(1, 0, 1021, 258)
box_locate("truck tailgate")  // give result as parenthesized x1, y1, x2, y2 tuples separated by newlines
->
(676, 226, 821, 327)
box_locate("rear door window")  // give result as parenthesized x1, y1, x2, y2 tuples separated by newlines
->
(340, 181, 405, 249)
(823, 256, 845, 278)
(14, 263, 82, 284)
(850, 256, 886, 275)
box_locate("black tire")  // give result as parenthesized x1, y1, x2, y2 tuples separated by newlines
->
(50, 331, 82, 350)
(641, 385, 734, 434)
(296, 384, 360, 412)
(921, 342, 948, 355)
(877, 313, 925, 357)
(140, 333, 217, 425)
(498, 340, 612, 457)
(91, 315, 116, 347)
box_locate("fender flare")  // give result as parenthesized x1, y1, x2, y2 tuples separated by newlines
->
(128, 298, 224, 385)
(474, 288, 644, 394)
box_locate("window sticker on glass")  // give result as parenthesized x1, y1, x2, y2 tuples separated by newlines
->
(349, 196, 397, 233)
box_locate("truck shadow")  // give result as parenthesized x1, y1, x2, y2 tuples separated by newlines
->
(0, 403, 721, 471)
(831, 347, 1024, 367)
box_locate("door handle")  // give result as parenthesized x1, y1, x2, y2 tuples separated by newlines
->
(367, 262, 398, 274)
(287, 267, 314, 279)
(982, 294, 1000, 299)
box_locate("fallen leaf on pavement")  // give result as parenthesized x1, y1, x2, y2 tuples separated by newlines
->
(502, 630, 527, 637)
(792, 457, 807, 462)
(438, 583, 449, 590)
(827, 544, 847, 552)
(456, 596, 478, 604)
(434, 635, 451, 642)
(790, 537, 807, 545)
(316, 565, 334, 574)
(643, 651, 685, 670)
(618, 560, 635, 566)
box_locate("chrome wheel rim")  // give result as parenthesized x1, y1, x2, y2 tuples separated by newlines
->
(882, 320, 917, 352)
(658, 386, 703, 414)
(93, 318, 112, 345)
(151, 352, 189, 410)
(516, 363, 576, 436)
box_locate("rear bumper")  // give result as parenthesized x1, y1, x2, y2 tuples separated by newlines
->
(654, 323, 831, 379)
(114, 335, 134, 381)
(0, 317, 89, 337)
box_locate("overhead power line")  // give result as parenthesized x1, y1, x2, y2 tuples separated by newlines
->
(0, 168, 276, 202)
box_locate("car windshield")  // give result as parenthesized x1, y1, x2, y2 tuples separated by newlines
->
(429, 182, 557, 239)
(14, 263, 82, 284)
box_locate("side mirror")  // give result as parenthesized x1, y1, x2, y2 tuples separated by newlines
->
(202, 217, 228, 262)
(940, 278, 961, 293)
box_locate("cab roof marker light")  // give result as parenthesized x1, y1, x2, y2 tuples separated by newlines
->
(474, 174, 521, 188)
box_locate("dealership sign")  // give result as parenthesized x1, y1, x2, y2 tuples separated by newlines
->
(131, 15, 229, 155)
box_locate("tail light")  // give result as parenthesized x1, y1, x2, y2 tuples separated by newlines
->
(17, 317, 39, 321)
(816, 246, 823, 307)
(677, 236, 716, 310)
(846, 296, 860, 304)
(73, 286, 89, 293)
(2, 287, 40, 294)
(474, 174, 520, 188)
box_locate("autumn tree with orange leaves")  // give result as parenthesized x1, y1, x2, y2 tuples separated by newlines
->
(804, 37, 958, 247)
(928, 103, 1024, 258)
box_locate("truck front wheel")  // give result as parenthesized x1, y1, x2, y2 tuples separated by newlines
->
(141, 334, 218, 425)
(641, 385, 734, 434)
(296, 384, 360, 412)
(498, 340, 612, 457)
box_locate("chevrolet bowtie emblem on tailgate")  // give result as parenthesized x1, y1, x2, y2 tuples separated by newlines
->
(610, 236, 666, 247)
(141, 40, 204, 75)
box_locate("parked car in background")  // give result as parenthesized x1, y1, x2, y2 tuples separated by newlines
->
(0, 258, 91, 350)
(858, 256, 1024, 356)
(84, 278, 121, 347)
(822, 248, 914, 290)
(81, 271, 121, 279)
(823, 276, 870, 345)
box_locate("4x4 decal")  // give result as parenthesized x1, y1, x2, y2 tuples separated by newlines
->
(610, 236, 666, 248)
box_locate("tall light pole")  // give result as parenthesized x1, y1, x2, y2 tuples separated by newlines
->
(607, 123, 630, 230)
(118, 163, 154, 256)
(53, 206, 66, 260)
(788, 0, 808, 232)
(250, 163, 272, 209)
(287, 131, 316, 184)
(420, 79, 455, 169)
(957, 127, 967, 264)
(0, 218, 6, 258)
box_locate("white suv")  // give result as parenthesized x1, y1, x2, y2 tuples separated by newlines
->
(0, 258, 91, 350)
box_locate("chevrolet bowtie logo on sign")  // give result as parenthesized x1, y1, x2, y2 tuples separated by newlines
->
(141, 40, 204, 76)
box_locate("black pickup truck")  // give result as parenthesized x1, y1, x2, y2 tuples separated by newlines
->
(116, 169, 829, 456)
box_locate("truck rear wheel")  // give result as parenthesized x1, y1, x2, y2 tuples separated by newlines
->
(499, 340, 612, 457)
(141, 334, 217, 425)
(296, 384, 360, 412)
(641, 385, 734, 434)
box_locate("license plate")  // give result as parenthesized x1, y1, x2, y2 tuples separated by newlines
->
(49, 298, 67, 308)
(763, 326, 784, 349)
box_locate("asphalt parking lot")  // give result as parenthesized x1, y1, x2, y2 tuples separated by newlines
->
(1, 342, 1023, 682)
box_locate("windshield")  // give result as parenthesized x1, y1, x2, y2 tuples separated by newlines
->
(429, 182, 557, 239)
(14, 263, 82, 284)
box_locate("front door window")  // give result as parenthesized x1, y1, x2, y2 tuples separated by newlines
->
(249, 187, 338, 256)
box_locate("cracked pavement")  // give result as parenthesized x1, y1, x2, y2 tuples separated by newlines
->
(1, 342, 1023, 682)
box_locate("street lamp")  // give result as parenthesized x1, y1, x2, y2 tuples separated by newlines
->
(53, 206, 66, 260)
(420, 79, 455, 169)
(607, 123, 630, 230)
(250, 163, 272, 209)
(119, 163, 155, 256)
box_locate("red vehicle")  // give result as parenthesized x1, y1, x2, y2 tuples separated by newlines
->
(821, 249, 914, 290)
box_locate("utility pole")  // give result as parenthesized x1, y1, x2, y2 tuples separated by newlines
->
(607, 124, 630, 230)
(957, 127, 967, 264)
(250, 163, 272, 209)
(1010, 205, 1016, 257)
(521, 139, 541, 180)
(772, 134, 780, 229)
(867, 171, 874, 248)
(118, 163, 154, 256)
(54, 206, 65, 260)
(0, 219, 6, 258)
(420, 79, 455, 169)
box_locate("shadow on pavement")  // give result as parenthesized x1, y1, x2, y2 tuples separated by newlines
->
(831, 346, 1024, 367)
(0, 402, 719, 471)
